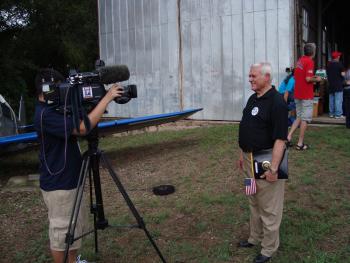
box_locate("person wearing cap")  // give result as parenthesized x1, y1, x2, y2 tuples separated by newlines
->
(326, 51, 345, 118)
(287, 43, 321, 151)
(34, 68, 124, 263)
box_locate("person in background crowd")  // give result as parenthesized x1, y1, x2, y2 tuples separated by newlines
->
(287, 43, 321, 151)
(326, 51, 345, 119)
(278, 68, 296, 130)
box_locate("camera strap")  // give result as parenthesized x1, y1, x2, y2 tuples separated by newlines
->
(40, 107, 68, 176)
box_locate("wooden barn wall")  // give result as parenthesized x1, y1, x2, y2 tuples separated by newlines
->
(98, 0, 294, 120)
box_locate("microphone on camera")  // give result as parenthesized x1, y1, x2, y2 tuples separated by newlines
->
(97, 65, 130, 85)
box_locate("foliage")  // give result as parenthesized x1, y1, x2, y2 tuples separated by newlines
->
(0, 0, 98, 118)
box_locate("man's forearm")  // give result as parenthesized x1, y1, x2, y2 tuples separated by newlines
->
(270, 139, 286, 172)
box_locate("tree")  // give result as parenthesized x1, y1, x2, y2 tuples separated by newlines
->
(0, 0, 98, 119)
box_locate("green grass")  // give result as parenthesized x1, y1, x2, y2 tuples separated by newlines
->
(1, 124, 350, 262)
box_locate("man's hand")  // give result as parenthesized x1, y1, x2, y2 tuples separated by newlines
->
(105, 83, 124, 102)
(306, 76, 322, 83)
(260, 169, 278, 182)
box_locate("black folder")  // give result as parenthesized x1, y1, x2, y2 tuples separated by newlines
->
(253, 148, 288, 179)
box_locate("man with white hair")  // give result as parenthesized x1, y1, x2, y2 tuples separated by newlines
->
(238, 63, 288, 263)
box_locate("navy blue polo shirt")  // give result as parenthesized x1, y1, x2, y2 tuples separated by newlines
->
(34, 101, 82, 191)
(239, 88, 288, 152)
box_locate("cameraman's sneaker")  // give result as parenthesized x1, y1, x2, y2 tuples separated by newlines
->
(76, 255, 88, 263)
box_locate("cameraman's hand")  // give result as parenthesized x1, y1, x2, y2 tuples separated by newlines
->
(74, 83, 124, 136)
(105, 84, 124, 102)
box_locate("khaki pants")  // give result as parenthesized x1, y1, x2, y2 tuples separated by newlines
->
(242, 152, 285, 257)
(41, 189, 89, 251)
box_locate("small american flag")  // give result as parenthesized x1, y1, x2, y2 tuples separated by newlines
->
(244, 178, 256, 195)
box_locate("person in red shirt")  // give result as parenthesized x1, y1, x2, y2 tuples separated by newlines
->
(287, 43, 321, 150)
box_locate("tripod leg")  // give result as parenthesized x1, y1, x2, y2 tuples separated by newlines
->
(101, 153, 167, 263)
(63, 155, 90, 263)
(88, 167, 99, 254)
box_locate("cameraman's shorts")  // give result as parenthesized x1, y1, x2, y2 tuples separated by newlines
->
(295, 99, 313, 122)
(41, 188, 89, 251)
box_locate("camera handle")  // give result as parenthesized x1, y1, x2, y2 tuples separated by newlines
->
(63, 128, 167, 263)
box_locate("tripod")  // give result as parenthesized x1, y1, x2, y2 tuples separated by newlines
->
(63, 128, 167, 263)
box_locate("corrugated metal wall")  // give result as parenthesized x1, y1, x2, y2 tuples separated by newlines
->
(98, 0, 294, 120)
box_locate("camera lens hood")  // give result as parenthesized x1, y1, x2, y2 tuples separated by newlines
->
(152, 185, 175, 196)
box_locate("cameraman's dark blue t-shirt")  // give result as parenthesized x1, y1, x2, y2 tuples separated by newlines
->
(34, 101, 82, 191)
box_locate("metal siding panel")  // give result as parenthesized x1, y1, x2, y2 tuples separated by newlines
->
(232, 13, 244, 119)
(182, 19, 201, 113)
(213, 0, 231, 16)
(99, 0, 293, 120)
(160, 23, 174, 113)
(181, 0, 192, 22)
(135, 0, 143, 28)
(144, 27, 153, 74)
(150, 0, 160, 26)
(128, 28, 136, 72)
(244, 0, 254, 12)
(254, 11, 266, 63)
(98, 0, 107, 61)
(278, 0, 290, 9)
(120, 31, 128, 65)
(191, 0, 201, 20)
(253, 0, 266, 11)
(190, 21, 202, 112)
(151, 24, 160, 71)
(136, 28, 145, 75)
(128, 0, 135, 30)
(266, 8, 279, 84)
(119, 0, 128, 30)
(243, 12, 255, 103)
(222, 15, 234, 120)
(167, 0, 178, 23)
(168, 21, 178, 74)
(266, 0, 277, 10)
(210, 16, 224, 119)
(143, 0, 152, 27)
(200, 17, 212, 119)
(159, 0, 168, 24)
(100, 34, 107, 62)
(105, 0, 113, 33)
(200, 0, 211, 17)
(99, 0, 106, 34)
(113, 0, 121, 63)
(231, 0, 242, 15)
(182, 20, 192, 110)
(277, 1, 292, 86)
(167, 20, 180, 111)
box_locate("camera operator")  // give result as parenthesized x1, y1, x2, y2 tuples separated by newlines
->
(33, 68, 124, 263)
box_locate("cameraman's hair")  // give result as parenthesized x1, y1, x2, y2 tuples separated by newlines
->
(304, 43, 316, 56)
(35, 68, 65, 95)
(251, 62, 273, 81)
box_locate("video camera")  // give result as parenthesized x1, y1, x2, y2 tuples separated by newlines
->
(42, 64, 137, 111)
